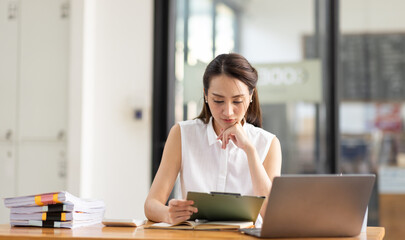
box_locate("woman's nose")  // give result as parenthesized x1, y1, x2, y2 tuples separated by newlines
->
(223, 102, 234, 116)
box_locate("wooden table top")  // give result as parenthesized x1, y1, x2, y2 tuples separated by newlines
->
(0, 224, 385, 240)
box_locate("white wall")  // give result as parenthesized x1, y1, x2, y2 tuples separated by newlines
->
(67, 0, 84, 200)
(68, 0, 153, 219)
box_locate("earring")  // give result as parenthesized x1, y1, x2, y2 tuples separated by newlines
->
(250, 99, 253, 103)
(205, 99, 208, 103)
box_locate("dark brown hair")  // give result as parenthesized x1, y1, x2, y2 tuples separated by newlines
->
(196, 53, 262, 127)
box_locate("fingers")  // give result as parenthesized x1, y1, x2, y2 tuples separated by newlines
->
(168, 205, 198, 213)
(229, 134, 236, 144)
(169, 200, 197, 212)
(222, 133, 229, 149)
(217, 132, 227, 149)
(171, 215, 191, 225)
(217, 123, 249, 150)
(217, 128, 229, 149)
(217, 129, 224, 139)
(168, 199, 194, 207)
(217, 129, 235, 149)
(222, 134, 230, 149)
(168, 211, 192, 224)
(167, 199, 198, 224)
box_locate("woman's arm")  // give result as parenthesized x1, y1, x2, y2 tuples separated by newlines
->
(218, 125, 282, 217)
(144, 124, 197, 224)
(246, 137, 282, 217)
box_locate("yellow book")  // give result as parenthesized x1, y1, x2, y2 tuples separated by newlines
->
(145, 220, 254, 230)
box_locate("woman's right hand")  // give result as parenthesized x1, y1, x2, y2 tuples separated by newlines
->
(166, 199, 198, 224)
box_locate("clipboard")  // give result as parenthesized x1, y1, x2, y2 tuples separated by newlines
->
(186, 191, 265, 222)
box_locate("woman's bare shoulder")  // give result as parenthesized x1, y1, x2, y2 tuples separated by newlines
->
(167, 123, 181, 143)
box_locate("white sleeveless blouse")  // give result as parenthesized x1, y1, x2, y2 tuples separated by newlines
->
(178, 117, 275, 199)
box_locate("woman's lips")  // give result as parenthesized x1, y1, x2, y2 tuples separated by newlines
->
(223, 119, 235, 123)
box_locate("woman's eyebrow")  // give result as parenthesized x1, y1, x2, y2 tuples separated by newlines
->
(211, 93, 245, 98)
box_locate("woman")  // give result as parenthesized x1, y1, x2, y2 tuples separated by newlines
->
(144, 53, 282, 226)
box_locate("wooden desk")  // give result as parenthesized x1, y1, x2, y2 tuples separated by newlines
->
(0, 224, 385, 240)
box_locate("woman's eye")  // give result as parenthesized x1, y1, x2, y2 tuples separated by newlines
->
(214, 100, 224, 103)
(233, 101, 243, 104)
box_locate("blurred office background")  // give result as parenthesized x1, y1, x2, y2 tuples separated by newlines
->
(0, 0, 404, 239)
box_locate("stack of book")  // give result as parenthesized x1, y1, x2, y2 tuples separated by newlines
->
(4, 191, 105, 228)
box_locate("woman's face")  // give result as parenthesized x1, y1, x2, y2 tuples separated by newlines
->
(206, 74, 251, 135)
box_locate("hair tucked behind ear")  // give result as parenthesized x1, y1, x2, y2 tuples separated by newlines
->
(197, 53, 262, 128)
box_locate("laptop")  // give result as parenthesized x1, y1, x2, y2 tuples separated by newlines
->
(240, 174, 375, 238)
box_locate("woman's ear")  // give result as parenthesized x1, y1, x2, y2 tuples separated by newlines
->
(250, 89, 255, 102)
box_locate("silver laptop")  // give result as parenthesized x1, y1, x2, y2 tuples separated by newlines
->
(240, 174, 375, 238)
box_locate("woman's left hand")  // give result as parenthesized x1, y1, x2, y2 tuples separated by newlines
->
(217, 122, 252, 151)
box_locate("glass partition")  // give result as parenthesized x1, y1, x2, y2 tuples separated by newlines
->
(339, 0, 405, 236)
(174, 0, 327, 175)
